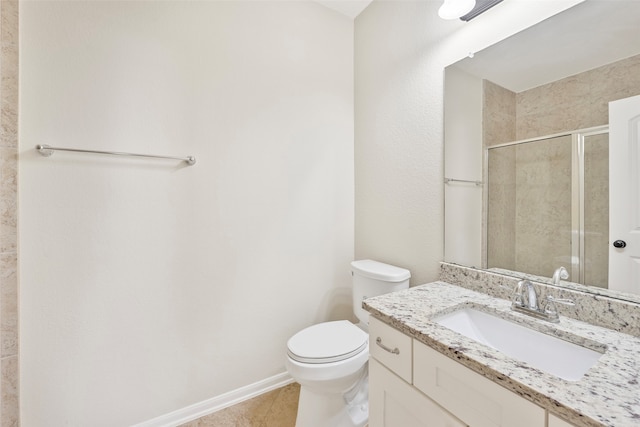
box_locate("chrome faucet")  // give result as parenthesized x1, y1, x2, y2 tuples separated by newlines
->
(512, 280, 541, 312)
(511, 276, 575, 323)
(552, 266, 569, 286)
(524, 280, 538, 310)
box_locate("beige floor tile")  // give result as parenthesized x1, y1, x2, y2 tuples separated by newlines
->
(261, 383, 300, 427)
(180, 384, 295, 427)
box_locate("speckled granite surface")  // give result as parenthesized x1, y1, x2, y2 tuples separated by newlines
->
(364, 282, 640, 427)
(440, 262, 640, 337)
(486, 267, 640, 305)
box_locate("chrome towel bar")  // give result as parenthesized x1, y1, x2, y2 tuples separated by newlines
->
(444, 177, 482, 186)
(36, 144, 196, 166)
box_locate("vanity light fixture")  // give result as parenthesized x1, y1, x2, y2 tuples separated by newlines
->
(439, 0, 504, 21)
(438, 0, 476, 20)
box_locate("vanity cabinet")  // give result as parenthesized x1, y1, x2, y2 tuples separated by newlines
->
(548, 414, 576, 427)
(369, 317, 573, 427)
(413, 340, 545, 427)
(369, 315, 412, 383)
(369, 317, 465, 427)
(370, 358, 466, 427)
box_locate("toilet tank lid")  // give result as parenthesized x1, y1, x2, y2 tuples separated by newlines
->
(351, 260, 411, 282)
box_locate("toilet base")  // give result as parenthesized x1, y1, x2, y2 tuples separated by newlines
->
(295, 385, 368, 427)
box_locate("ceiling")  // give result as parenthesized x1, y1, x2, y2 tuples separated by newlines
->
(453, 1, 640, 93)
(315, 0, 374, 18)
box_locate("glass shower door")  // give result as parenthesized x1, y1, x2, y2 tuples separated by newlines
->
(487, 135, 573, 278)
(486, 128, 609, 288)
(583, 132, 609, 288)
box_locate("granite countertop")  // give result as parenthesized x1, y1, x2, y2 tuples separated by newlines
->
(363, 281, 640, 427)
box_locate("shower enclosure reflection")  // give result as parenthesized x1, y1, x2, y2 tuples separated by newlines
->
(486, 128, 609, 288)
(443, 0, 640, 299)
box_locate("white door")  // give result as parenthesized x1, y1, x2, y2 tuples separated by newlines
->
(609, 95, 640, 293)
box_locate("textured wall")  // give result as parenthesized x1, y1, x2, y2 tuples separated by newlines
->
(354, 0, 580, 286)
(483, 79, 516, 148)
(444, 66, 483, 268)
(17, 0, 585, 424)
(0, 0, 19, 425)
(516, 53, 640, 139)
(20, 2, 353, 425)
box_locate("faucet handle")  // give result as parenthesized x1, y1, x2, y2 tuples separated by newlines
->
(544, 295, 575, 322)
(547, 295, 575, 306)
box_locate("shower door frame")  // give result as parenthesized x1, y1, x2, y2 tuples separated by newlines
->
(484, 124, 609, 285)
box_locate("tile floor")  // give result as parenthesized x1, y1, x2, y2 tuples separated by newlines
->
(180, 382, 300, 427)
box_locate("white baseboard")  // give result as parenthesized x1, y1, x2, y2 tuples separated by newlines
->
(133, 372, 295, 427)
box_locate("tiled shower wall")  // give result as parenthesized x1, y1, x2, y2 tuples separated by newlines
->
(482, 80, 516, 267)
(516, 53, 640, 140)
(513, 135, 572, 278)
(483, 53, 640, 146)
(483, 53, 640, 284)
(0, 0, 19, 425)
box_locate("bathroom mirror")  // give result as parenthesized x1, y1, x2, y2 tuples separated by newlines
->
(443, 0, 640, 301)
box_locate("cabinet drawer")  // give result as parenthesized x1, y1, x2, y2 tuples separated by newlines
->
(369, 317, 412, 383)
(413, 340, 545, 427)
(370, 358, 466, 427)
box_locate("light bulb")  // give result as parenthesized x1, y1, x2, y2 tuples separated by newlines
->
(438, 0, 476, 20)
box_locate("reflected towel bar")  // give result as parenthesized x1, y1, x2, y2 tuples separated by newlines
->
(444, 177, 482, 186)
(36, 144, 196, 166)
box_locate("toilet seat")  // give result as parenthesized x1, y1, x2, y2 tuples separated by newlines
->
(287, 320, 368, 364)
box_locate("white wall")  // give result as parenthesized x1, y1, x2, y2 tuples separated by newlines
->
(444, 66, 483, 267)
(19, 1, 353, 425)
(354, 0, 583, 285)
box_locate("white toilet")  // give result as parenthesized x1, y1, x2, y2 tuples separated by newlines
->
(286, 260, 411, 427)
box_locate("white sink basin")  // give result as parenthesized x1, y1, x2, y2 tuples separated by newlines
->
(433, 307, 604, 381)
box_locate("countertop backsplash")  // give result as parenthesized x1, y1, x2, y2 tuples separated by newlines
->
(440, 262, 640, 337)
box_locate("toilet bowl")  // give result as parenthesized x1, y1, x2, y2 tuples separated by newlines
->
(285, 260, 411, 427)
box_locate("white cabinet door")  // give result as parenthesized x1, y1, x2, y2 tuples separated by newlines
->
(370, 358, 466, 427)
(413, 340, 545, 427)
(548, 414, 576, 427)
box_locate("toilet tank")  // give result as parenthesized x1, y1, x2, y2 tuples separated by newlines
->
(351, 260, 411, 326)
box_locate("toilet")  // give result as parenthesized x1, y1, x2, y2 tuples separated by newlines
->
(286, 260, 411, 427)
